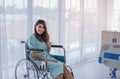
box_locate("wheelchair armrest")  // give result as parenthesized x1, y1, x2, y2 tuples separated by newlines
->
(51, 45, 63, 48)
(27, 48, 44, 52)
(51, 54, 65, 63)
(51, 44, 66, 63)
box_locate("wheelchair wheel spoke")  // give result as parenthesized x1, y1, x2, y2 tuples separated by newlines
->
(15, 59, 38, 79)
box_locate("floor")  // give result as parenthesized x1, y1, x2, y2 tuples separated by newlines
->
(69, 57, 120, 79)
(9, 56, 120, 79)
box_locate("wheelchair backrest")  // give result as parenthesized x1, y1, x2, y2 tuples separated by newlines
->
(25, 41, 30, 60)
(25, 41, 44, 60)
(20, 41, 30, 60)
(23, 40, 66, 63)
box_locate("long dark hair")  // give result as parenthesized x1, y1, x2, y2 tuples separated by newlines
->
(34, 19, 49, 43)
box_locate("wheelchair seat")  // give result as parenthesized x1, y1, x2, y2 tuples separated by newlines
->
(99, 43, 120, 79)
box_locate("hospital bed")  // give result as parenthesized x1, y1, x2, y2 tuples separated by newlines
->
(99, 43, 120, 79)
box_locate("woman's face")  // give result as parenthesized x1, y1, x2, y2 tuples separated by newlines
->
(36, 24, 45, 35)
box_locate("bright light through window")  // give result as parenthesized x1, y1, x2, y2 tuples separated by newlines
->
(34, 0, 57, 9)
(111, 0, 120, 31)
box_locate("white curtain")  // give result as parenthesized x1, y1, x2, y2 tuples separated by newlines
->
(0, 0, 6, 78)
(0, 0, 28, 79)
(1, 0, 120, 79)
(0, 0, 4, 78)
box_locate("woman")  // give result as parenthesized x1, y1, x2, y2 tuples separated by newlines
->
(27, 19, 74, 79)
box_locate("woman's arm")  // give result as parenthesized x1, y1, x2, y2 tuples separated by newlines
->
(47, 41, 51, 53)
(32, 51, 46, 61)
(48, 59, 58, 62)
(32, 51, 58, 62)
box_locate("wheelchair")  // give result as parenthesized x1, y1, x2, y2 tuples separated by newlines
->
(99, 43, 120, 79)
(15, 41, 74, 79)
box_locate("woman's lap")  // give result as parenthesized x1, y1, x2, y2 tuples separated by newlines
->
(47, 61, 64, 78)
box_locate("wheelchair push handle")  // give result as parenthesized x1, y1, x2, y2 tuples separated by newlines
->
(20, 41, 25, 43)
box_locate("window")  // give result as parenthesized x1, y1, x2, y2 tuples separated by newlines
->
(65, 0, 81, 62)
(2, 0, 27, 78)
(33, 0, 59, 44)
(111, 0, 120, 31)
(82, 0, 97, 57)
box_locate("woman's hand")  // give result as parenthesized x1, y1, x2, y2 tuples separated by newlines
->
(48, 59, 58, 63)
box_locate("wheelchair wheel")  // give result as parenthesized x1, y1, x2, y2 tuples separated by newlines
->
(66, 66, 74, 77)
(15, 59, 39, 79)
